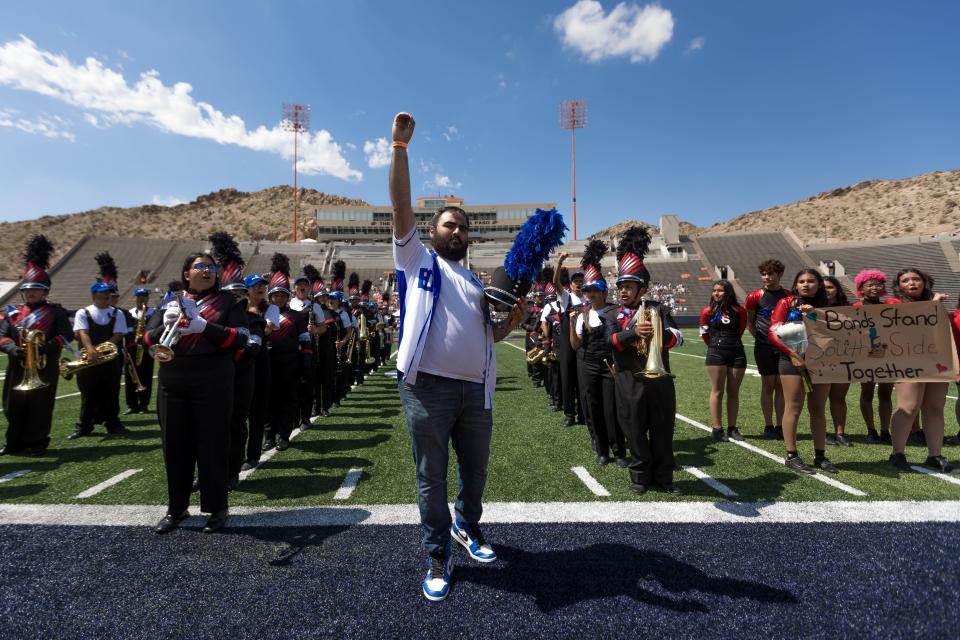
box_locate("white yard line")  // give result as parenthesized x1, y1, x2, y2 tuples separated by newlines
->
(502, 341, 525, 352)
(333, 468, 364, 500)
(571, 466, 611, 497)
(675, 414, 867, 497)
(682, 465, 738, 498)
(2, 500, 959, 527)
(238, 426, 305, 482)
(0, 469, 31, 483)
(910, 465, 960, 487)
(75, 469, 142, 498)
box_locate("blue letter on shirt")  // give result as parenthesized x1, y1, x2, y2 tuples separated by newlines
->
(418, 268, 434, 292)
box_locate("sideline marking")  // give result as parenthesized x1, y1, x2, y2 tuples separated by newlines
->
(0, 470, 31, 483)
(334, 468, 364, 500)
(238, 426, 305, 482)
(2, 500, 959, 527)
(76, 469, 142, 498)
(571, 466, 611, 497)
(675, 414, 867, 497)
(910, 465, 960, 487)
(682, 465, 738, 498)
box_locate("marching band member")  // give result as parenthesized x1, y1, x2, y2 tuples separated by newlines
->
(210, 232, 258, 489)
(361, 280, 380, 374)
(263, 253, 311, 452)
(147, 249, 248, 534)
(569, 240, 627, 467)
(291, 266, 320, 430)
(69, 252, 128, 439)
(0, 236, 73, 456)
(607, 226, 683, 495)
(123, 287, 155, 415)
(768, 269, 838, 474)
(553, 258, 585, 427)
(348, 273, 365, 387)
(745, 259, 788, 440)
(524, 279, 546, 388)
(540, 278, 562, 412)
(242, 273, 275, 470)
(330, 261, 354, 404)
(852, 269, 894, 443)
(379, 291, 395, 366)
(822, 276, 852, 447)
(886, 268, 954, 473)
(312, 279, 337, 418)
(699, 280, 748, 442)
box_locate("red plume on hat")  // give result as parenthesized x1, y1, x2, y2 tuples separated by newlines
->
(544, 282, 557, 297)
(19, 235, 54, 291)
(331, 260, 346, 293)
(209, 231, 245, 288)
(268, 253, 291, 296)
(615, 226, 651, 285)
(95, 252, 119, 290)
(581, 239, 608, 290)
(303, 264, 324, 297)
(348, 272, 360, 299)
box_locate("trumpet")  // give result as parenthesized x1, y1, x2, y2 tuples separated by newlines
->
(150, 291, 185, 363)
(60, 341, 118, 380)
(14, 329, 49, 392)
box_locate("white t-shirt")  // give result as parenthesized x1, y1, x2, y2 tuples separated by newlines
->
(540, 302, 560, 323)
(338, 309, 356, 329)
(558, 289, 584, 311)
(574, 304, 614, 335)
(73, 305, 127, 334)
(394, 229, 487, 383)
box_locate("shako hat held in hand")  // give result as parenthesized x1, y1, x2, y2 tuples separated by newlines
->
(92, 252, 118, 293)
(19, 235, 54, 291)
(268, 253, 292, 296)
(615, 226, 651, 286)
(483, 207, 567, 313)
(581, 239, 608, 293)
(209, 231, 245, 291)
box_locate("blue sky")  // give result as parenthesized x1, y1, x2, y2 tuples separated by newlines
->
(1, 1, 958, 238)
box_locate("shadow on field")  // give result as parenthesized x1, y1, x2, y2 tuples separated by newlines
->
(0, 483, 46, 500)
(457, 543, 798, 613)
(320, 420, 394, 432)
(296, 434, 390, 456)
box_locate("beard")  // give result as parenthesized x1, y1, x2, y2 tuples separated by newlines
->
(432, 235, 467, 262)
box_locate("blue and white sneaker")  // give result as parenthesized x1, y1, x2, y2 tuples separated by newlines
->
(451, 519, 497, 563)
(422, 544, 453, 601)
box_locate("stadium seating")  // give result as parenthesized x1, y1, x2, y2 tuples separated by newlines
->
(695, 232, 816, 292)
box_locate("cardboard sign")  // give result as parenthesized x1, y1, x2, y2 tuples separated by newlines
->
(803, 301, 959, 384)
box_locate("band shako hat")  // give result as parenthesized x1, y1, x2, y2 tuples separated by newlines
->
(544, 282, 558, 301)
(19, 235, 54, 291)
(331, 260, 346, 293)
(209, 231, 246, 291)
(360, 279, 372, 302)
(483, 207, 566, 311)
(348, 272, 360, 301)
(303, 264, 325, 298)
(92, 252, 118, 293)
(535, 266, 553, 297)
(268, 253, 292, 296)
(615, 226, 651, 285)
(581, 239, 608, 292)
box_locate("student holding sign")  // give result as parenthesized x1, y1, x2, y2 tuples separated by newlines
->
(822, 276, 853, 447)
(886, 268, 954, 473)
(949, 302, 960, 446)
(852, 270, 894, 444)
(768, 269, 839, 475)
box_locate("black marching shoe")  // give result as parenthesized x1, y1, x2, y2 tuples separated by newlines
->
(240, 460, 257, 472)
(774, 425, 784, 440)
(262, 439, 276, 452)
(785, 455, 815, 475)
(763, 425, 778, 440)
(299, 422, 310, 432)
(0, 446, 11, 456)
(321, 410, 330, 418)
(596, 455, 609, 466)
(944, 432, 960, 446)
(727, 426, 744, 442)
(615, 457, 630, 468)
(657, 483, 683, 495)
(191, 477, 200, 493)
(630, 483, 647, 495)
(202, 509, 228, 534)
(813, 456, 839, 473)
(276, 437, 290, 451)
(562, 415, 575, 427)
(122, 408, 138, 416)
(880, 431, 892, 444)
(155, 510, 189, 535)
(712, 428, 729, 442)
(227, 475, 240, 491)
(25, 447, 46, 457)
(67, 426, 92, 440)
(107, 425, 129, 435)
(834, 434, 853, 447)
(888, 452, 912, 471)
(924, 456, 955, 473)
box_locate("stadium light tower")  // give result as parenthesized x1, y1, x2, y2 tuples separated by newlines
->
(282, 103, 311, 242)
(560, 99, 587, 240)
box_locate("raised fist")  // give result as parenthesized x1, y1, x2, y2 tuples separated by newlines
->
(392, 112, 416, 144)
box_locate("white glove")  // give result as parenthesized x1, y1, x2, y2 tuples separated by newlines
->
(178, 315, 207, 335)
(163, 307, 180, 328)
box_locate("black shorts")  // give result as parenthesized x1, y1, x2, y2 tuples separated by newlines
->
(754, 343, 782, 376)
(778, 353, 801, 376)
(705, 346, 747, 369)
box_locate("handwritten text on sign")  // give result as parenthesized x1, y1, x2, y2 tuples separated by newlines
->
(803, 301, 958, 383)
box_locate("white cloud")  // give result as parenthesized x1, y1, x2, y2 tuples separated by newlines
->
(151, 195, 186, 207)
(553, 0, 673, 63)
(686, 36, 705, 53)
(0, 108, 75, 141)
(362, 137, 390, 169)
(0, 35, 361, 180)
(442, 125, 460, 142)
(345, 142, 357, 150)
(427, 173, 462, 190)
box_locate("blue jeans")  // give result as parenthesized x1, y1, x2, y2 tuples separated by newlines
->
(398, 372, 492, 555)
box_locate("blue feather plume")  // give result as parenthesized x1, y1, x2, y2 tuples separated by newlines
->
(504, 208, 567, 283)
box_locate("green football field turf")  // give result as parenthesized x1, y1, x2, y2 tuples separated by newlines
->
(1, 329, 958, 506)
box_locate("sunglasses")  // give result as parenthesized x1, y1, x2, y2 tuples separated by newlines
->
(192, 263, 218, 273)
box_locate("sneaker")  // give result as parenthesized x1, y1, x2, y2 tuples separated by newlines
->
(727, 426, 744, 442)
(774, 425, 784, 440)
(785, 456, 815, 475)
(825, 434, 838, 446)
(944, 432, 960, 446)
(813, 457, 840, 473)
(866, 429, 882, 444)
(908, 431, 926, 446)
(834, 434, 853, 447)
(889, 452, 911, 471)
(451, 519, 497, 563)
(712, 427, 728, 442)
(763, 425, 778, 440)
(422, 545, 453, 601)
(924, 456, 955, 473)
(880, 431, 892, 444)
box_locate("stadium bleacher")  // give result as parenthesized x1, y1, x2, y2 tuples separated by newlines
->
(695, 232, 816, 292)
